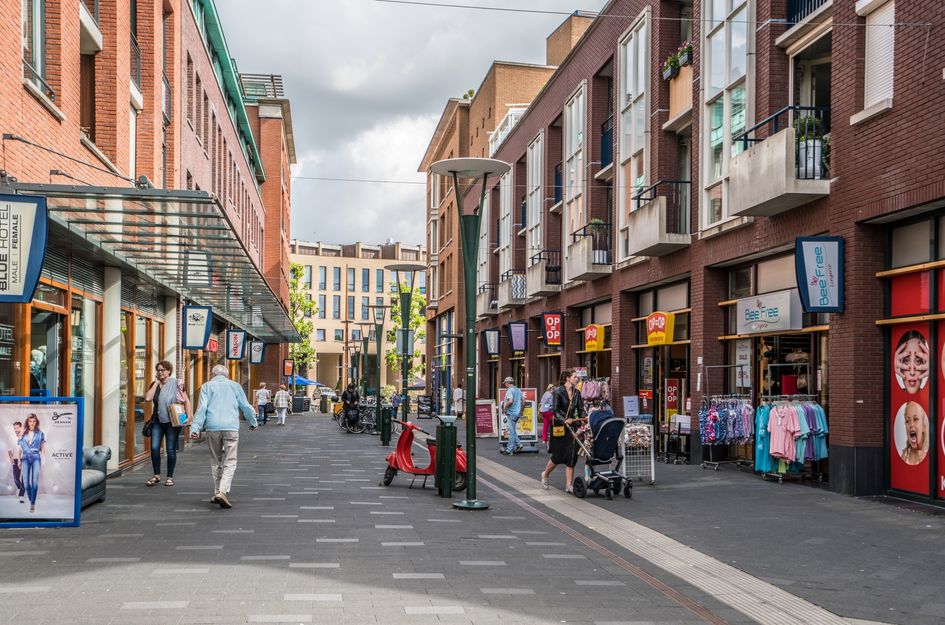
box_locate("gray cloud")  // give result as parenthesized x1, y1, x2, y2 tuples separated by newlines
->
(217, 0, 606, 246)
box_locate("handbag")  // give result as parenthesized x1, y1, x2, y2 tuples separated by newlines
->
(552, 390, 575, 438)
(265, 403, 275, 415)
(142, 417, 154, 438)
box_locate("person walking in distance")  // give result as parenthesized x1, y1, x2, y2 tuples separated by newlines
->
(341, 383, 360, 432)
(500, 376, 524, 455)
(273, 384, 291, 426)
(254, 382, 272, 426)
(144, 360, 193, 487)
(8, 421, 25, 503)
(191, 364, 257, 509)
(539, 384, 555, 451)
(453, 383, 465, 419)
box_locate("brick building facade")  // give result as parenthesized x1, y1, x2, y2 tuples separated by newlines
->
(427, 0, 945, 505)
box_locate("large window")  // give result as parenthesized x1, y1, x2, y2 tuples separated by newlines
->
(361, 296, 370, 320)
(497, 172, 512, 276)
(318, 294, 326, 319)
(332, 295, 340, 319)
(22, 0, 49, 98)
(376, 269, 384, 293)
(347, 295, 355, 320)
(302, 265, 312, 289)
(318, 266, 326, 290)
(362, 268, 370, 292)
(333, 267, 341, 291)
(316, 329, 326, 342)
(564, 85, 586, 238)
(862, 0, 895, 109)
(703, 0, 749, 228)
(526, 132, 544, 264)
(477, 193, 491, 289)
(347, 268, 355, 292)
(617, 13, 649, 260)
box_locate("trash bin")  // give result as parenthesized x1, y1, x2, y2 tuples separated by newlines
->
(380, 406, 392, 446)
(434, 415, 458, 498)
(319, 395, 329, 414)
(292, 395, 307, 413)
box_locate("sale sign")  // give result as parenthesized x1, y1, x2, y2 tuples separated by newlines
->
(646, 312, 675, 346)
(665, 378, 680, 422)
(542, 313, 562, 346)
(584, 324, 604, 352)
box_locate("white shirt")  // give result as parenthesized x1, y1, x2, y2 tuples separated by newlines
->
(453, 388, 465, 413)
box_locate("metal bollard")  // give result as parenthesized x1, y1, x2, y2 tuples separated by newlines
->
(435, 416, 457, 498)
(380, 406, 392, 446)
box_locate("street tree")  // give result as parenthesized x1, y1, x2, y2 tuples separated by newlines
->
(385, 285, 426, 381)
(289, 262, 317, 376)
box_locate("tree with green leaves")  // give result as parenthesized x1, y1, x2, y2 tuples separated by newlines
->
(288, 262, 317, 376)
(385, 285, 426, 380)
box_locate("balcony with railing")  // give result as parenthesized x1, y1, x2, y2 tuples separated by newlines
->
(626, 180, 691, 257)
(476, 284, 498, 318)
(598, 116, 614, 178)
(130, 35, 142, 91)
(526, 249, 561, 297)
(498, 270, 527, 309)
(729, 105, 831, 217)
(665, 64, 693, 132)
(566, 222, 612, 281)
(788, 0, 830, 25)
(162, 73, 172, 124)
(79, 0, 103, 54)
(552, 162, 563, 208)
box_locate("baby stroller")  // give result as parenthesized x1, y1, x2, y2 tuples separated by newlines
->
(571, 407, 632, 500)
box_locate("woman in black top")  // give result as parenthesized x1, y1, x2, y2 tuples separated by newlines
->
(540, 369, 586, 493)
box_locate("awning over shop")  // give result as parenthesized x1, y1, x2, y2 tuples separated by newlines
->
(7, 183, 299, 344)
(291, 375, 322, 387)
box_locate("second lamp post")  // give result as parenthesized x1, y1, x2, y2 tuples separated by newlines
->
(387, 263, 425, 423)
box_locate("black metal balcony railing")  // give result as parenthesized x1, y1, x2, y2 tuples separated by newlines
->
(478, 283, 498, 310)
(519, 200, 527, 231)
(735, 105, 831, 181)
(633, 180, 691, 235)
(500, 270, 527, 300)
(82, 0, 100, 23)
(600, 116, 614, 169)
(553, 162, 563, 205)
(22, 60, 55, 101)
(787, 0, 828, 25)
(130, 35, 141, 90)
(530, 249, 562, 285)
(572, 222, 613, 264)
(162, 72, 172, 124)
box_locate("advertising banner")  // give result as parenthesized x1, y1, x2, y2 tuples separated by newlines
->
(249, 341, 266, 365)
(182, 306, 213, 350)
(542, 313, 562, 346)
(795, 236, 844, 313)
(937, 323, 945, 498)
(646, 312, 675, 345)
(396, 329, 415, 357)
(283, 358, 295, 378)
(483, 329, 500, 356)
(225, 329, 247, 360)
(1, 398, 83, 527)
(0, 194, 48, 304)
(497, 388, 538, 447)
(735, 289, 803, 335)
(734, 339, 752, 389)
(890, 323, 931, 495)
(474, 400, 498, 437)
(206, 334, 219, 353)
(584, 324, 605, 351)
(508, 322, 527, 353)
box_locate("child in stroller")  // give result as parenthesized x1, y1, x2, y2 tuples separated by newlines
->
(571, 407, 632, 499)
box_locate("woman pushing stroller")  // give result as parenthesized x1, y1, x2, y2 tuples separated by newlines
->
(540, 369, 587, 492)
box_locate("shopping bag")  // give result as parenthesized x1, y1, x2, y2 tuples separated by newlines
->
(168, 403, 189, 428)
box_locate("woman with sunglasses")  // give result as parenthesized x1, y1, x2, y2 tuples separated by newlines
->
(144, 360, 193, 487)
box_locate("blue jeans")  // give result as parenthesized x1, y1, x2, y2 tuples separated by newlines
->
(258, 404, 269, 424)
(22, 455, 40, 505)
(150, 420, 181, 477)
(12, 459, 25, 497)
(506, 415, 521, 452)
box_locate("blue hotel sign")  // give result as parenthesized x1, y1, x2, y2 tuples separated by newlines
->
(0, 194, 48, 304)
(795, 236, 845, 313)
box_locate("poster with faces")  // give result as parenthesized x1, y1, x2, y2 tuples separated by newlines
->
(890, 324, 931, 495)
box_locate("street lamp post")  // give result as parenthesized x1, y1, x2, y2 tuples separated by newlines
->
(357, 323, 373, 396)
(371, 303, 389, 442)
(430, 157, 511, 512)
(387, 263, 426, 424)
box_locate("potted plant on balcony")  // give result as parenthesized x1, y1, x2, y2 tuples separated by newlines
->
(794, 114, 825, 179)
(588, 218, 609, 264)
(661, 51, 680, 80)
(677, 41, 693, 67)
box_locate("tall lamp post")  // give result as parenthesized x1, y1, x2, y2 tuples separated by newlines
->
(371, 303, 389, 442)
(357, 323, 373, 395)
(430, 157, 510, 512)
(387, 263, 426, 423)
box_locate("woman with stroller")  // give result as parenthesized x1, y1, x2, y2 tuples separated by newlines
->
(540, 369, 586, 492)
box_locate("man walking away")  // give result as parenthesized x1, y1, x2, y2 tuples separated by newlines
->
(500, 376, 524, 455)
(191, 364, 257, 509)
(453, 384, 465, 420)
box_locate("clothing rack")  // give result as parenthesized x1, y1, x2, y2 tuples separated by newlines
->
(701, 364, 751, 471)
(759, 362, 821, 483)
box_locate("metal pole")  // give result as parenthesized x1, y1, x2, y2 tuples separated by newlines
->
(400, 289, 411, 422)
(454, 171, 489, 510)
(375, 322, 384, 442)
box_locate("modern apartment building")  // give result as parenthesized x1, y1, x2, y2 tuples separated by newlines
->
(420, 12, 591, 416)
(290, 240, 426, 392)
(0, 0, 297, 470)
(429, 0, 945, 505)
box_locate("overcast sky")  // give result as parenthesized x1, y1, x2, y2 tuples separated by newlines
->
(217, 0, 606, 247)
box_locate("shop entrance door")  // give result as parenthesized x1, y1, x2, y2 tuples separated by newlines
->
(30, 309, 66, 397)
(651, 344, 689, 461)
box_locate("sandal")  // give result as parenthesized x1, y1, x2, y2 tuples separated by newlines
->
(165, 477, 175, 487)
(146, 476, 161, 487)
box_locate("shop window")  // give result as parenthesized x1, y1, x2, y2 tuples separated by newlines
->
(756, 254, 796, 294)
(891, 220, 931, 268)
(890, 273, 931, 317)
(33, 282, 65, 307)
(729, 266, 752, 299)
(0, 305, 14, 396)
(71, 296, 99, 449)
(657, 283, 688, 311)
(638, 290, 654, 316)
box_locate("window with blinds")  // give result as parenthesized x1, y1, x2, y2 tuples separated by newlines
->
(864, 0, 895, 107)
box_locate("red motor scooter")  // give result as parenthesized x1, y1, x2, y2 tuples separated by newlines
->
(383, 420, 467, 490)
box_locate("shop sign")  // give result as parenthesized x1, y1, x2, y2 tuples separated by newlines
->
(0, 323, 13, 360)
(795, 236, 844, 313)
(283, 358, 295, 378)
(0, 397, 83, 527)
(735, 289, 803, 335)
(396, 329, 415, 357)
(0, 194, 48, 304)
(249, 340, 265, 365)
(497, 387, 538, 446)
(508, 322, 527, 353)
(665, 378, 680, 421)
(734, 339, 752, 389)
(623, 396, 639, 418)
(542, 313, 562, 346)
(474, 399, 498, 437)
(574, 367, 588, 380)
(225, 329, 247, 360)
(483, 329, 500, 356)
(638, 389, 653, 399)
(182, 305, 213, 350)
(646, 312, 675, 345)
(206, 334, 219, 353)
(584, 324, 605, 351)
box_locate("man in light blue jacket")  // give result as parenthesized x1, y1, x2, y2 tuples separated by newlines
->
(191, 364, 257, 509)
